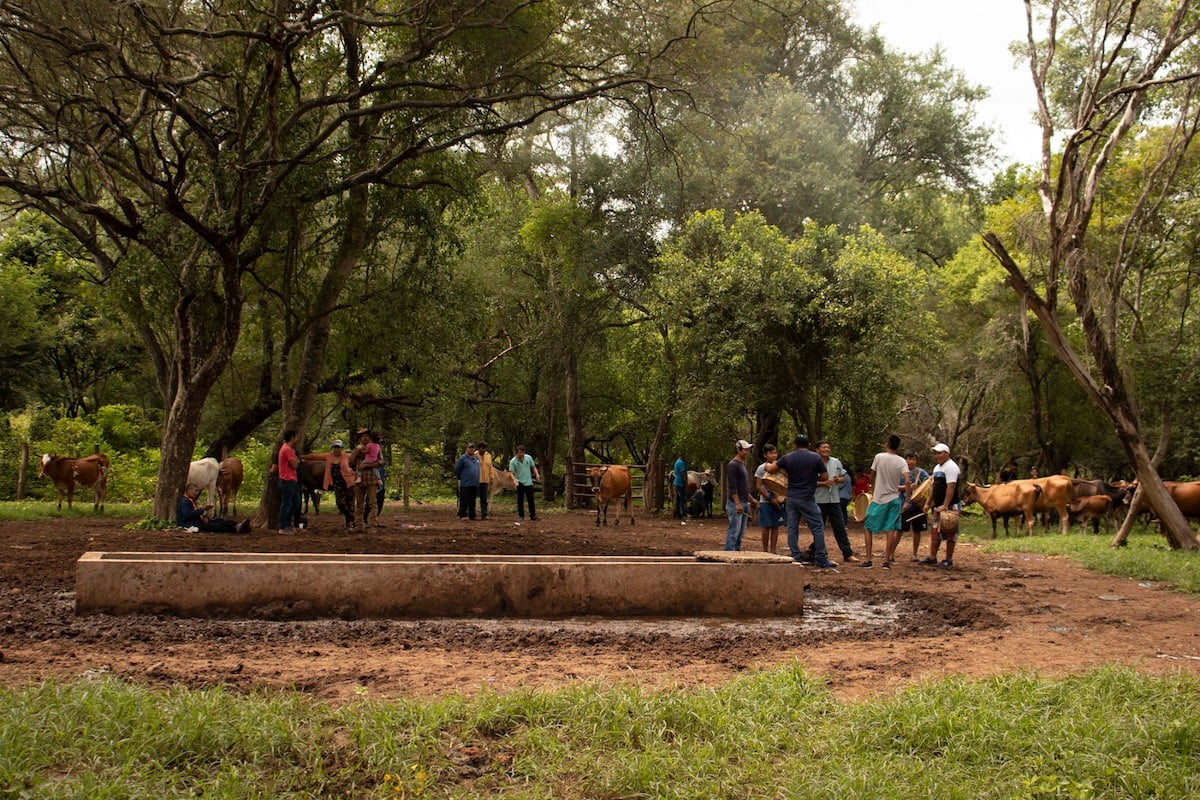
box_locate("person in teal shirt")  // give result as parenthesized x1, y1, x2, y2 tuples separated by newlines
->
(672, 454, 688, 519)
(508, 444, 541, 521)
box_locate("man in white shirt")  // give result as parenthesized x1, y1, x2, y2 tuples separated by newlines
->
(923, 442, 961, 567)
(862, 434, 907, 569)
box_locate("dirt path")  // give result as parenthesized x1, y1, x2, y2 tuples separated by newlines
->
(2, 506, 1198, 701)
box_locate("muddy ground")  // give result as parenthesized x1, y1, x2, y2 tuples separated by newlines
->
(2, 503, 1198, 701)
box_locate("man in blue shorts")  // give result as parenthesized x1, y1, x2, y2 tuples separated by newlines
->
(863, 434, 907, 569)
(766, 434, 836, 568)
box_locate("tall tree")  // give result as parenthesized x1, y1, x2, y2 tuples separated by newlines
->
(981, 0, 1200, 548)
(0, 0, 732, 519)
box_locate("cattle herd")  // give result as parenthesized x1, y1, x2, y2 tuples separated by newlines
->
(30, 449, 1200, 534)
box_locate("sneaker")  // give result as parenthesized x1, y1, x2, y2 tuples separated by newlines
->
(882, 561, 893, 570)
(814, 559, 839, 569)
(939, 559, 953, 568)
(278, 528, 295, 535)
(530, 516, 540, 521)
(858, 560, 874, 569)
(920, 556, 938, 565)
(791, 557, 809, 566)
(843, 554, 862, 564)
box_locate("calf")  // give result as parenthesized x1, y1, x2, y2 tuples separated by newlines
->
(216, 457, 244, 516)
(488, 468, 519, 503)
(960, 481, 1042, 537)
(686, 470, 716, 517)
(1069, 494, 1115, 534)
(297, 459, 325, 514)
(1009, 475, 1073, 534)
(187, 457, 221, 505)
(587, 464, 635, 527)
(39, 453, 109, 511)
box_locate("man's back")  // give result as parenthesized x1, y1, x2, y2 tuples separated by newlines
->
(777, 448, 825, 501)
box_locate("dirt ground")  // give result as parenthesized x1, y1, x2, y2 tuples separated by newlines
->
(2, 503, 1199, 701)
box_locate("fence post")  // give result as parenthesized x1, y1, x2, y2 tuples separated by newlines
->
(402, 454, 411, 511)
(16, 440, 29, 500)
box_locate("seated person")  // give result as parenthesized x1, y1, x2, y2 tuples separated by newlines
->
(177, 483, 251, 533)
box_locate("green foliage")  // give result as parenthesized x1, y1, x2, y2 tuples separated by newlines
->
(1, 668, 1198, 798)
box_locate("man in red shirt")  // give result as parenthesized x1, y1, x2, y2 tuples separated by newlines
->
(277, 429, 300, 534)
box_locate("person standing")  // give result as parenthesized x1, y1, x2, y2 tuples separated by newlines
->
(277, 429, 301, 535)
(303, 439, 357, 530)
(838, 463, 854, 526)
(723, 439, 752, 550)
(477, 441, 495, 520)
(923, 442, 961, 567)
(672, 453, 688, 519)
(509, 444, 541, 521)
(453, 442, 480, 521)
(353, 428, 382, 528)
(765, 434, 835, 568)
(815, 440, 858, 563)
(898, 451, 930, 561)
(863, 434, 907, 569)
(754, 444, 785, 553)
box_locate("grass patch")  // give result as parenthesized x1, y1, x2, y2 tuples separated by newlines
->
(962, 515, 1200, 596)
(1, 667, 1198, 798)
(0, 501, 149, 521)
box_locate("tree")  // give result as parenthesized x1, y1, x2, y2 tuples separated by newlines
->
(981, 0, 1200, 548)
(0, 0, 736, 519)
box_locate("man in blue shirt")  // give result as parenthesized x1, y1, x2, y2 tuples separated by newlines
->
(672, 453, 688, 519)
(454, 443, 480, 520)
(766, 434, 836, 567)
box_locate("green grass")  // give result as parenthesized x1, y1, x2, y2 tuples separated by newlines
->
(1, 667, 1197, 798)
(0, 501, 150, 521)
(959, 514, 1200, 595)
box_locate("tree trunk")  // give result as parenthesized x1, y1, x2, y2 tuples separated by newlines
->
(644, 408, 671, 513)
(1110, 482, 1143, 547)
(151, 394, 208, 520)
(16, 440, 28, 500)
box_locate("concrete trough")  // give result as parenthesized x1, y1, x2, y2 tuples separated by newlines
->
(75, 552, 805, 619)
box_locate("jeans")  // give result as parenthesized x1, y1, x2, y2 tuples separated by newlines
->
(674, 484, 688, 518)
(786, 496, 827, 561)
(458, 484, 478, 520)
(724, 499, 748, 551)
(278, 479, 300, 530)
(819, 501, 853, 558)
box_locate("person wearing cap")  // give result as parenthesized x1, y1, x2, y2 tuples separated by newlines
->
(454, 442, 480, 520)
(765, 434, 836, 567)
(353, 428, 382, 528)
(923, 442, 961, 567)
(320, 439, 357, 529)
(724, 439, 753, 551)
(477, 441, 496, 520)
(863, 434, 907, 569)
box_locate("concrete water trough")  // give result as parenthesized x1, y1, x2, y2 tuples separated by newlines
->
(75, 551, 804, 619)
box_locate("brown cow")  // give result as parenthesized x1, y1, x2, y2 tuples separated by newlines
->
(587, 464, 635, 527)
(39, 453, 109, 511)
(1008, 475, 1073, 534)
(1069, 494, 1115, 534)
(1132, 480, 1200, 520)
(960, 481, 1042, 537)
(216, 457, 244, 516)
(488, 468, 518, 503)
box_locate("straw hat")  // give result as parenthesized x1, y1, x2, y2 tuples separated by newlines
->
(853, 492, 871, 522)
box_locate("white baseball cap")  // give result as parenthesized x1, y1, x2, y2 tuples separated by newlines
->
(736, 439, 753, 450)
(931, 442, 950, 453)
(332, 439, 345, 448)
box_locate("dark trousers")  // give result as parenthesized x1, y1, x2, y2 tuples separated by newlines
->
(478, 483, 490, 519)
(673, 484, 687, 518)
(820, 501, 853, 558)
(516, 484, 537, 519)
(278, 479, 300, 530)
(458, 484, 479, 520)
(332, 478, 353, 525)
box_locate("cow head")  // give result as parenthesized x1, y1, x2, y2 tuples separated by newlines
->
(38, 453, 53, 476)
(586, 465, 607, 494)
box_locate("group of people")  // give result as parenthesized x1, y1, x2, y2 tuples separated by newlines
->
(453, 442, 541, 521)
(720, 434, 961, 569)
(277, 428, 385, 533)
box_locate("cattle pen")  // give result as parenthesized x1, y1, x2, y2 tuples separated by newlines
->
(564, 460, 647, 511)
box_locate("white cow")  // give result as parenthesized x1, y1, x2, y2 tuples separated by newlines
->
(187, 457, 221, 505)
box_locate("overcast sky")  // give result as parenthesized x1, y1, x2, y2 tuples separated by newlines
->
(850, 0, 1042, 171)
